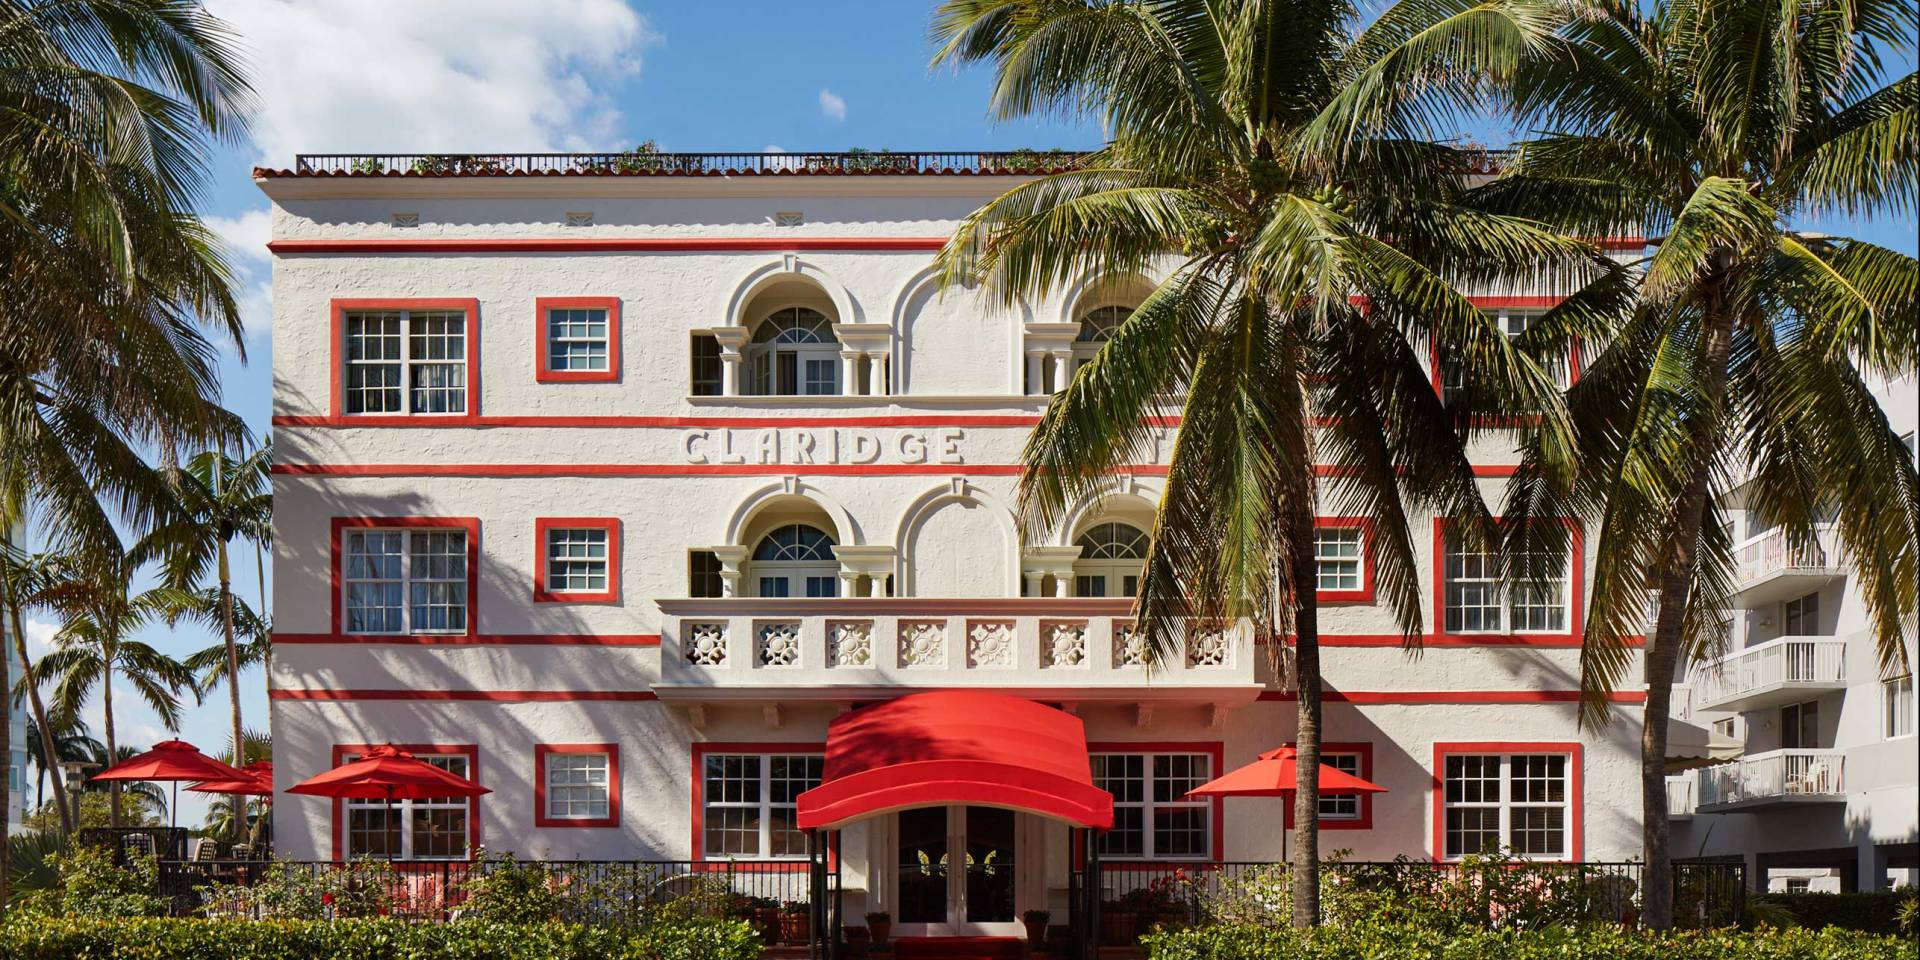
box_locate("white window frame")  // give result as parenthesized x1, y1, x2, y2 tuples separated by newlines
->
(342, 527, 468, 635)
(748, 524, 840, 598)
(1071, 304, 1131, 370)
(1318, 751, 1363, 820)
(1884, 674, 1914, 740)
(1073, 522, 1148, 598)
(1442, 533, 1571, 635)
(1313, 527, 1365, 593)
(342, 752, 472, 861)
(1439, 308, 1567, 404)
(544, 305, 611, 373)
(745, 307, 841, 396)
(544, 752, 612, 822)
(1091, 751, 1214, 861)
(1441, 751, 1573, 861)
(1783, 592, 1820, 635)
(342, 308, 468, 415)
(700, 752, 825, 860)
(544, 527, 610, 594)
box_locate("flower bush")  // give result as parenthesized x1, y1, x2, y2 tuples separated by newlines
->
(31, 843, 171, 918)
(1144, 922, 1918, 960)
(0, 916, 761, 960)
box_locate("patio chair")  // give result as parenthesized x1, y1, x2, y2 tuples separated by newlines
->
(229, 842, 257, 862)
(122, 833, 156, 861)
(193, 838, 222, 862)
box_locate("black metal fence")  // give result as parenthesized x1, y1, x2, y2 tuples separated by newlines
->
(286, 151, 1090, 177)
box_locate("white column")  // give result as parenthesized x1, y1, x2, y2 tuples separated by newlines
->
(720, 353, 741, 396)
(1051, 352, 1072, 393)
(1025, 353, 1044, 396)
(1023, 571, 1045, 597)
(838, 569, 863, 597)
(841, 352, 861, 396)
(865, 352, 885, 397)
(1053, 573, 1070, 598)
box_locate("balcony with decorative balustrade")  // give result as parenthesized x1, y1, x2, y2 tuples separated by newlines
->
(1692, 635, 1848, 712)
(1728, 525, 1845, 608)
(653, 598, 1260, 707)
(1696, 749, 1847, 812)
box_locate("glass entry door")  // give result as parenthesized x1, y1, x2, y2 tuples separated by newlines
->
(894, 806, 1019, 936)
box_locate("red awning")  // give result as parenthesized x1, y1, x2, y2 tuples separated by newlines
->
(795, 691, 1114, 830)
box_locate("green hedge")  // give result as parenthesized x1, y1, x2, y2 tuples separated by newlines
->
(1143, 922, 1919, 960)
(1750, 891, 1912, 934)
(0, 916, 761, 960)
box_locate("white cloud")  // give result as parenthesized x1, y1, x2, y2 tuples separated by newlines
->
(205, 0, 661, 163)
(205, 208, 271, 267)
(818, 89, 847, 122)
(203, 207, 273, 348)
(23, 616, 57, 659)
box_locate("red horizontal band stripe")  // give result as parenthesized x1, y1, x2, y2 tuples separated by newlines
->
(273, 463, 1525, 478)
(276, 632, 659, 646)
(272, 689, 660, 702)
(1256, 690, 1647, 704)
(1316, 633, 1642, 648)
(269, 237, 951, 255)
(273, 413, 1053, 429)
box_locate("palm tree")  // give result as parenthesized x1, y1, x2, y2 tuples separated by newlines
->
(1491, 0, 1919, 928)
(178, 591, 270, 702)
(135, 443, 271, 842)
(34, 553, 195, 829)
(1, 545, 74, 836)
(21, 715, 101, 814)
(930, 0, 1615, 925)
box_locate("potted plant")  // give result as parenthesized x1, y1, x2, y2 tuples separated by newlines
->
(843, 923, 871, 958)
(1021, 909, 1051, 949)
(780, 901, 812, 945)
(744, 896, 781, 945)
(865, 911, 892, 948)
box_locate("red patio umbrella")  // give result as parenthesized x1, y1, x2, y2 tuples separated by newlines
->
(91, 739, 251, 829)
(189, 760, 275, 798)
(288, 746, 490, 860)
(1184, 745, 1387, 860)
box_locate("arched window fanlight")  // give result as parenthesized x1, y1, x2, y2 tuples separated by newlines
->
(753, 523, 837, 562)
(1075, 522, 1149, 559)
(747, 307, 840, 395)
(1076, 305, 1130, 344)
(1072, 521, 1149, 598)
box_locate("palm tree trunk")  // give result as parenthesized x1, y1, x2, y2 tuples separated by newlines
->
(103, 671, 119, 830)
(1641, 257, 1739, 930)
(219, 539, 246, 844)
(4, 581, 70, 835)
(1289, 500, 1324, 928)
(2, 622, 9, 913)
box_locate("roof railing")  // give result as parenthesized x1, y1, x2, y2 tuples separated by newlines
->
(283, 150, 1093, 177)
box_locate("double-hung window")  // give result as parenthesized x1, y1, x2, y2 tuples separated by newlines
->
(343, 526, 469, 634)
(1318, 751, 1364, 821)
(341, 303, 471, 415)
(1440, 750, 1574, 860)
(537, 297, 619, 382)
(701, 752, 824, 859)
(1092, 751, 1213, 860)
(537, 745, 618, 827)
(1313, 523, 1371, 600)
(1442, 530, 1571, 634)
(535, 519, 618, 603)
(1439, 308, 1565, 405)
(343, 750, 474, 859)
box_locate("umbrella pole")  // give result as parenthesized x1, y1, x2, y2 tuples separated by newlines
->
(172, 781, 178, 830)
(386, 785, 397, 863)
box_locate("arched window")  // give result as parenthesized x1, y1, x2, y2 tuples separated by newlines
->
(1072, 304, 1131, 371)
(749, 524, 839, 597)
(1072, 522, 1148, 597)
(746, 307, 841, 396)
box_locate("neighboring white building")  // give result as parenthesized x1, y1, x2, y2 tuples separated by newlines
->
(6, 633, 23, 832)
(1670, 372, 1920, 893)
(261, 151, 1659, 934)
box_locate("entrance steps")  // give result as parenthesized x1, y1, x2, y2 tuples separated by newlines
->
(894, 937, 1026, 960)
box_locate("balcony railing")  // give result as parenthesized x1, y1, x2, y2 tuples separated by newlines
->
(1667, 776, 1698, 818)
(1730, 526, 1842, 603)
(655, 598, 1258, 699)
(1697, 748, 1846, 810)
(1693, 635, 1847, 710)
(281, 151, 1092, 177)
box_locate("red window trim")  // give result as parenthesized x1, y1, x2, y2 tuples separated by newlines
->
(329, 743, 480, 861)
(1431, 517, 1584, 643)
(1313, 517, 1376, 604)
(329, 298, 482, 421)
(1430, 741, 1583, 863)
(1086, 741, 1226, 864)
(330, 517, 481, 638)
(1281, 741, 1374, 830)
(532, 517, 621, 604)
(535, 296, 622, 383)
(1426, 298, 1582, 403)
(535, 743, 621, 828)
(689, 742, 826, 864)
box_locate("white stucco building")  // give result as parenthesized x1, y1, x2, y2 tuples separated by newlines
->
(262, 151, 1663, 935)
(1669, 372, 1919, 893)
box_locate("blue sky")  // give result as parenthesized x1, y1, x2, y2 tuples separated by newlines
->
(33, 0, 1912, 827)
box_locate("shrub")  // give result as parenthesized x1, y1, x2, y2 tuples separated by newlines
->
(198, 857, 403, 920)
(1750, 891, 1914, 934)
(454, 852, 569, 923)
(45, 843, 170, 918)
(0, 916, 761, 960)
(1144, 921, 1919, 960)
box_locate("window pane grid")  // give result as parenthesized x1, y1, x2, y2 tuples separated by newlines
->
(343, 309, 467, 415)
(545, 753, 610, 820)
(1442, 753, 1569, 860)
(1444, 536, 1569, 634)
(702, 753, 823, 859)
(343, 528, 467, 635)
(1315, 528, 1364, 592)
(1319, 753, 1361, 818)
(1094, 752, 1211, 860)
(545, 528, 609, 592)
(345, 755, 470, 860)
(547, 308, 610, 371)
